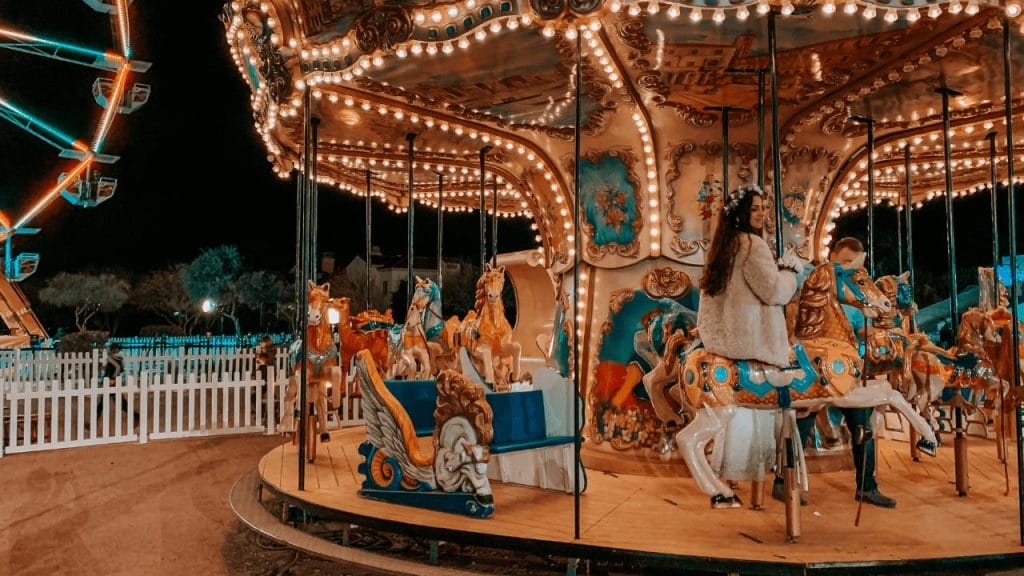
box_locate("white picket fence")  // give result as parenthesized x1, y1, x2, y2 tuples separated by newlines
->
(0, 348, 366, 458)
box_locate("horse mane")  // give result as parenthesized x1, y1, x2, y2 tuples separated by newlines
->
(474, 274, 488, 313)
(433, 370, 493, 447)
(794, 264, 854, 344)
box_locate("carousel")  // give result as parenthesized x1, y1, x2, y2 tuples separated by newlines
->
(223, 0, 1024, 572)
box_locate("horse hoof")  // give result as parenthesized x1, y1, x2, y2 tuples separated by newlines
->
(916, 438, 937, 457)
(320, 432, 331, 443)
(710, 494, 743, 509)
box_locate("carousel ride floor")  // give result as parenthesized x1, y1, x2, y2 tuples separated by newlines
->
(258, 426, 1023, 575)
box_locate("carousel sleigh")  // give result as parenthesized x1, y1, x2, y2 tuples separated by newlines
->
(353, 349, 496, 518)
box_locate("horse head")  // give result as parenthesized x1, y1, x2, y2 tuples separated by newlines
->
(959, 308, 1002, 351)
(307, 280, 331, 326)
(834, 263, 891, 318)
(479, 264, 506, 305)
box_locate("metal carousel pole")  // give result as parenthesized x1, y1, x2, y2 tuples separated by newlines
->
(298, 88, 314, 489)
(437, 172, 445, 289)
(769, 10, 800, 543)
(492, 178, 499, 267)
(479, 146, 492, 273)
(987, 131, 1010, 467)
(936, 85, 969, 496)
(850, 116, 876, 276)
(988, 131, 1001, 306)
(572, 32, 583, 542)
(904, 145, 916, 308)
(902, 144, 922, 461)
(406, 133, 416, 309)
(365, 170, 373, 312)
(1000, 17, 1024, 544)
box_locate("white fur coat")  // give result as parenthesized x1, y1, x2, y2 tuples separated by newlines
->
(697, 233, 797, 367)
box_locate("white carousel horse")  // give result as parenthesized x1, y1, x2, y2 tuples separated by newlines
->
(281, 281, 343, 462)
(387, 280, 434, 380)
(674, 262, 939, 507)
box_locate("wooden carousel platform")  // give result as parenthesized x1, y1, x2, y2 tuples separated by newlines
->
(258, 427, 1024, 575)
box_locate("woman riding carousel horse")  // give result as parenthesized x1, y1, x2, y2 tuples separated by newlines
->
(690, 185, 804, 506)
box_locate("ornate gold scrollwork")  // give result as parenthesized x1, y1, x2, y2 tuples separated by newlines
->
(641, 268, 692, 299)
(354, 5, 413, 53)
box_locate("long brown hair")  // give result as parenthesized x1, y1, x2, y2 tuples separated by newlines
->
(700, 187, 764, 296)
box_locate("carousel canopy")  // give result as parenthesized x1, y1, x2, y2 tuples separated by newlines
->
(222, 0, 1024, 268)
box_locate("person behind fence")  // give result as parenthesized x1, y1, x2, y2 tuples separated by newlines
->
(97, 344, 140, 423)
(255, 336, 276, 405)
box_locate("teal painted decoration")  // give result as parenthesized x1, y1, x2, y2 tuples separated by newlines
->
(580, 154, 641, 257)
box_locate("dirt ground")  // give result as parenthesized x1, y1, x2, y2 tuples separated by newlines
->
(3, 434, 1024, 576)
(0, 434, 388, 576)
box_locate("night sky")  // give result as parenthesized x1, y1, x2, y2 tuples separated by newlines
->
(0, 1, 534, 289)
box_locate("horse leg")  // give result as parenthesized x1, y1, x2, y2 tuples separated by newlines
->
(508, 341, 522, 381)
(478, 345, 495, 384)
(676, 407, 740, 507)
(833, 382, 938, 455)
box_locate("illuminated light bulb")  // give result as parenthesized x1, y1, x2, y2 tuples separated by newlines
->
(667, 4, 680, 17)
(690, 7, 703, 21)
(446, 6, 458, 17)
(507, 18, 519, 30)
(1008, 2, 1023, 17)
(372, 54, 383, 66)
(415, 12, 426, 24)
(628, 3, 642, 16)
(736, 5, 750, 19)
(781, 1, 794, 15)
(590, 19, 602, 30)
(458, 37, 470, 49)
(474, 28, 487, 40)
(442, 42, 454, 54)
(884, 8, 898, 22)
(542, 25, 555, 37)
(965, 0, 978, 15)
(565, 26, 578, 40)
(862, 5, 876, 19)
(648, 1, 660, 15)
(411, 43, 423, 54)
(490, 20, 502, 33)
(713, 8, 725, 22)
(430, 10, 442, 22)
(757, 0, 770, 14)
(822, 0, 836, 14)
(928, 3, 942, 17)
(426, 43, 438, 55)
(843, 0, 857, 14)
(610, 0, 622, 12)
(906, 7, 920, 22)
(949, 0, 962, 14)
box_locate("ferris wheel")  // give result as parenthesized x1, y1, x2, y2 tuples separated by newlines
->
(0, 0, 149, 282)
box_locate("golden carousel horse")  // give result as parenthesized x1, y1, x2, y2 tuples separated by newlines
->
(282, 281, 343, 462)
(331, 296, 393, 401)
(459, 264, 523, 391)
(673, 262, 939, 507)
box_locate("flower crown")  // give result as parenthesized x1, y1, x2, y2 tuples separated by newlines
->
(723, 184, 764, 217)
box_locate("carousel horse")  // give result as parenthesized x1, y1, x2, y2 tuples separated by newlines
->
(674, 262, 939, 507)
(459, 264, 523, 391)
(333, 296, 393, 374)
(387, 281, 434, 379)
(386, 277, 461, 379)
(354, 349, 495, 518)
(282, 281, 343, 462)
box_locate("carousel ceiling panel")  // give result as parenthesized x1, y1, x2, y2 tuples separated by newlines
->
(359, 28, 602, 127)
